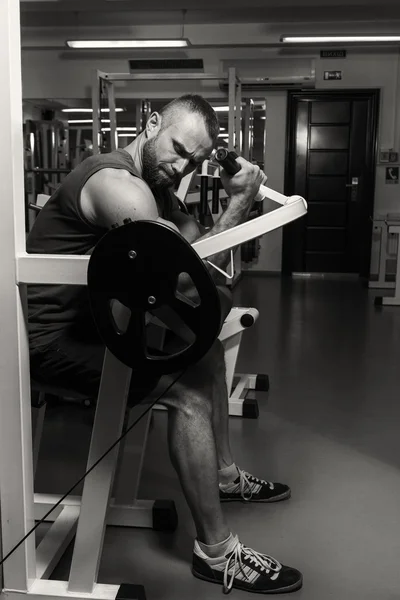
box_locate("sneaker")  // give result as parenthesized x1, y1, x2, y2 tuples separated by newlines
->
(192, 535, 303, 594)
(219, 469, 291, 503)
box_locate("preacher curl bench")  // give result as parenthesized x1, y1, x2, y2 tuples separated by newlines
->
(0, 147, 307, 600)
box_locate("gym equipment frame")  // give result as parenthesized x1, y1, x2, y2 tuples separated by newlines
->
(375, 221, 400, 306)
(92, 68, 242, 155)
(0, 2, 307, 598)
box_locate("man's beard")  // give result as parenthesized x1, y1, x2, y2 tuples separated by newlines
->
(142, 137, 180, 190)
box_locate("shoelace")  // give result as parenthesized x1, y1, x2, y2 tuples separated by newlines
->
(223, 542, 282, 593)
(238, 469, 274, 501)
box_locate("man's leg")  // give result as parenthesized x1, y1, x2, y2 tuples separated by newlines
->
(159, 340, 302, 595)
(159, 341, 230, 545)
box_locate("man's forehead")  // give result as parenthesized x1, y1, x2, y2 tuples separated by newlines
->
(168, 113, 212, 149)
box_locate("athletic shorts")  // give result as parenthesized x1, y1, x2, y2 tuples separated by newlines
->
(29, 332, 161, 406)
(29, 286, 233, 406)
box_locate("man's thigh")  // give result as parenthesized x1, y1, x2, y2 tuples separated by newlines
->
(30, 335, 105, 398)
(30, 334, 161, 405)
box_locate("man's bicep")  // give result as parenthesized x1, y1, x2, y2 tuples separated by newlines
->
(81, 169, 159, 229)
(170, 209, 206, 243)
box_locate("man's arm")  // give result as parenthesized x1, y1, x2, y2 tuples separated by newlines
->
(170, 157, 266, 275)
(80, 168, 180, 232)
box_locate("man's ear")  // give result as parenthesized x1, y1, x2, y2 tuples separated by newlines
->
(145, 112, 162, 138)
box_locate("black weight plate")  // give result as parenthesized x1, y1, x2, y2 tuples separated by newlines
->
(87, 221, 222, 375)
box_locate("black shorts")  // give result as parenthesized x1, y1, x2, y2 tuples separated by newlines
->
(29, 333, 161, 406)
(29, 285, 233, 405)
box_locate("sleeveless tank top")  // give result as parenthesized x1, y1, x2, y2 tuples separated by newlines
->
(27, 148, 178, 350)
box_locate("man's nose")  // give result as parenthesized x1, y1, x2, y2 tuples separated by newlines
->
(173, 157, 190, 175)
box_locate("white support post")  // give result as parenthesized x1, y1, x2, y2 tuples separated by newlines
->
(228, 67, 236, 151)
(369, 220, 395, 289)
(0, 0, 36, 592)
(379, 224, 400, 306)
(92, 71, 101, 154)
(106, 81, 118, 152)
(235, 80, 242, 155)
(243, 99, 254, 161)
(67, 350, 132, 593)
(113, 407, 152, 506)
(222, 332, 243, 394)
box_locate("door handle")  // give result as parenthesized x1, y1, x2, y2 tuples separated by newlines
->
(346, 177, 359, 187)
(346, 177, 359, 201)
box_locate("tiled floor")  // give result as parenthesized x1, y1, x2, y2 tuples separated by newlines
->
(35, 275, 400, 599)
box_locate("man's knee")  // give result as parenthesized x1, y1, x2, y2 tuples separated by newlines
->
(160, 380, 214, 419)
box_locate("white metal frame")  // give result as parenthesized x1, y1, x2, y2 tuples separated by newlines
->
(0, 2, 307, 597)
(153, 305, 262, 418)
(369, 216, 400, 290)
(376, 223, 400, 306)
(92, 69, 241, 155)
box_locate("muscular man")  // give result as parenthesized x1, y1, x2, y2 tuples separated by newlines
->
(27, 94, 302, 595)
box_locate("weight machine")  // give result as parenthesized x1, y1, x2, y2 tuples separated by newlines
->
(92, 68, 242, 155)
(0, 5, 307, 596)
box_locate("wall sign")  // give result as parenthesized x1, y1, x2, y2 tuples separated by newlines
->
(386, 167, 399, 184)
(320, 49, 347, 58)
(380, 151, 399, 163)
(324, 70, 342, 80)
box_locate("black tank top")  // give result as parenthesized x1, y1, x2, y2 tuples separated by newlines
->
(27, 148, 177, 351)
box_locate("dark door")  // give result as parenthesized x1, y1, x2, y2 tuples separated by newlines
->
(283, 90, 379, 276)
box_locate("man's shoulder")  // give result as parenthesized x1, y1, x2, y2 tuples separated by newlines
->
(85, 167, 153, 202)
(90, 167, 147, 188)
(81, 166, 158, 227)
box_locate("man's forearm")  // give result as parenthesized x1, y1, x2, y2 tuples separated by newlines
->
(197, 193, 254, 273)
(177, 194, 253, 295)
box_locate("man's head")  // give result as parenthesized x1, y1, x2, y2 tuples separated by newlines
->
(142, 94, 219, 190)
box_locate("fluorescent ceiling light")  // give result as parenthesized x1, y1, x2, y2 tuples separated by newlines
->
(62, 108, 124, 113)
(218, 134, 229, 138)
(102, 127, 137, 132)
(281, 35, 400, 43)
(212, 106, 243, 112)
(66, 39, 189, 49)
(68, 119, 111, 124)
(118, 133, 136, 138)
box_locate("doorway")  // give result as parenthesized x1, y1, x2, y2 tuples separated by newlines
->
(283, 90, 379, 277)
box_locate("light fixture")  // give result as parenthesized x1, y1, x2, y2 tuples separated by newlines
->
(118, 133, 136, 138)
(62, 108, 124, 113)
(68, 119, 111, 124)
(218, 134, 229, 138)
(281, 35, 400, 43)
(212, 106, 243, 112)
(101, 127, 137, 132)
(66, 39, 189, 49)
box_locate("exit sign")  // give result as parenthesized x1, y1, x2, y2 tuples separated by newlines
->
(320, 49, 347, 58)
(324, 70, 342, 80)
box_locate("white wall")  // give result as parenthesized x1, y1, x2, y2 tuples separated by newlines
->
(21, 44, 400, 273)
(248, 50, 400, 272)
(248, 92, 287, 272)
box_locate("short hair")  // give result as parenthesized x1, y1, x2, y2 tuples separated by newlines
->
(159, 94, 219, 144)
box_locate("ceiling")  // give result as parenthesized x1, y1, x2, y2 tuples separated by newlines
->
(20, 0, 400, 28)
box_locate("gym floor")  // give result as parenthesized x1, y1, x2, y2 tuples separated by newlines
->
(35, 275, 400, 600)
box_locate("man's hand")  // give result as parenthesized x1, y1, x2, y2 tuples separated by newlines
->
(219, 156, 267, 205)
